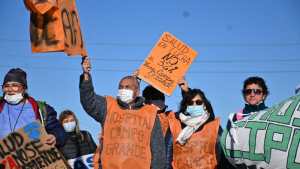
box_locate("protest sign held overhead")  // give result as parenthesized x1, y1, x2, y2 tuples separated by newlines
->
(221, 94, 300, 169)
(0, 121, 69, 169)
(138, 32, 198, 95)
(24, 0, 87, 56)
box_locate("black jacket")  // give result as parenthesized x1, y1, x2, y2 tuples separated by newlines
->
(59, 130, 96, 160)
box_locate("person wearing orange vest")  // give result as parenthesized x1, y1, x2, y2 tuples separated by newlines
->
(165, 79, 233, 169)
(142, 85, 171, 137)
(79, 57, 166, 169)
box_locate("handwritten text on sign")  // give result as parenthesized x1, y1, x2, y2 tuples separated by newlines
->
(24, 0, 87, 56)
(138, 32, 197, 95)
(0, 121, 68, 169)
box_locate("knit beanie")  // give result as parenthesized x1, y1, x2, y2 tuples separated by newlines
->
(2, 68, 27, 89)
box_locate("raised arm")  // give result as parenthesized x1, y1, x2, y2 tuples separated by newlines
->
(79, 56, 107, 124)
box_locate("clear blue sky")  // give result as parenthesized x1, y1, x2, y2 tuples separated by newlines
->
(1, 0, 300, 141)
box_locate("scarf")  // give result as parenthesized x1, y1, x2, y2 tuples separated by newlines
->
(176, 112, 209, 145)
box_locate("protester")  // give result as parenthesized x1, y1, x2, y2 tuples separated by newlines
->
(58, 109, 97, 169)
(79, 57, 166, 169)
(295, 84, 300, 95)
(0, 68, 65, 146)
(142, 85, 171, 137)
(233, 76, 269, 121)
(165, 85, 232, 169)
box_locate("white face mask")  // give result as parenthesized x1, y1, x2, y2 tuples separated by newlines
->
(4, 93, 24, 105)
(117, 89, 134, 104)
(63, 121, 76, 132)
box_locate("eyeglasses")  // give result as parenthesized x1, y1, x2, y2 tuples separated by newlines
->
(2, 83, 23, 91)
(243, 89, 263, 95)
(187, 100, 203, 105)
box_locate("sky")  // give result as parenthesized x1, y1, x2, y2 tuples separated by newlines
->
(1, 0, 300, 141)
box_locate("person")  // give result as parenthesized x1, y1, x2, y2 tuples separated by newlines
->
(233, 76, 269, 121)
(0, 68, 65, 146)
(58, 110, 97, 169)
(295, 84, 300, 95)
(142, 85, 171, 137)
(79, 57, 166, 169)
(165, 85, 231, 169)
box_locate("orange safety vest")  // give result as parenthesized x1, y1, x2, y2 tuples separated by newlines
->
(168, 113, 220, 169)
(101, 96, 157, 169)
(158, 112, 170, 137)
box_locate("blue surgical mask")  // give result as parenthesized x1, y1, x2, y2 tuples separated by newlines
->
(186, 105, 205, 117)
(63, 121, 76, 132)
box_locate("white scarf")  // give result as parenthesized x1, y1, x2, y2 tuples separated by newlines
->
(176, 112, 210, 145)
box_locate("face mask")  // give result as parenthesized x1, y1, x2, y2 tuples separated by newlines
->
(186, 105, 206, 117)
(63, 121, 76, 132)
(4, 93, 24, 105)
(117, 89, 134, 103)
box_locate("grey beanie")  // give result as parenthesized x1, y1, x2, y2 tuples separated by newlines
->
(2, 68, 27, 89)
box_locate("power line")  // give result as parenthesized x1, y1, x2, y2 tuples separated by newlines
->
(0, 65, 299, 74)
(90, 57, 300, 63)
(1, 38, 300, 47)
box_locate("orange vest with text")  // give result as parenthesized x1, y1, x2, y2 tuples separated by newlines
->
(168, 113, 220, 169)
(101, 96, 157, 169)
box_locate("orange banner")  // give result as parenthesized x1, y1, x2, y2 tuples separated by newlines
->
(138, 32, 198, 95)
(24, 0, 87, 56)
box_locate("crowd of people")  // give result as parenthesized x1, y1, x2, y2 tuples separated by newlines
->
(0, 57, 299, 169)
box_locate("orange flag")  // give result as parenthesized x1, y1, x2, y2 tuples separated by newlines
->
(24, 0, 87, 56)
(138, 32, 198, 95)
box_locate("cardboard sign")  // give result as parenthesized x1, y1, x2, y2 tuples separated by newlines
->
(221, 94, 300, 168)
(68, 153, 94, 169)
(24, 0, 87, 56)
(0, 121, 69, 169)
(138, 32, 197, 95)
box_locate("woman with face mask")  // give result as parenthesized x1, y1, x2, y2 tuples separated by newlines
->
(165, 85, 233, 169)
(58, 110, 97, 169)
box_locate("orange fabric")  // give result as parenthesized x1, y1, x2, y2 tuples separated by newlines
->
(101, 96, 157, 169)
(138, 32, 198, 96)
(168, 113, 220, 169)
(24, 0, 87, 56)
(158, 112, 170, 137)
(93, 146, 101, 169)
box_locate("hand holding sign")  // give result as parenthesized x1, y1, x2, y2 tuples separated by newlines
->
(138, 32, 198, 95)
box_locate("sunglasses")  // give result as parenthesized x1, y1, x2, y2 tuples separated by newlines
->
(187, 100, 203, 106)
(243, 89, 263, 95)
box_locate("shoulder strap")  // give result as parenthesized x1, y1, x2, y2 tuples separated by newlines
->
(37, 101, 48, 127)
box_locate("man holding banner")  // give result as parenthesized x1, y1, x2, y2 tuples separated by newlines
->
(79, 57, 166, 169)
(0, 68, 65, 147)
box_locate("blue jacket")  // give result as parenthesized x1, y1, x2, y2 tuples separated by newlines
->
(0, 96, 66, 147)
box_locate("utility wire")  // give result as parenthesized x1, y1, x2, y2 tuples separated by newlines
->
(0, 65, 299, 74)
(1, 38, 300, 47)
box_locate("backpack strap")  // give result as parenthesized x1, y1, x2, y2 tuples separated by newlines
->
(37, 101, 48, 127)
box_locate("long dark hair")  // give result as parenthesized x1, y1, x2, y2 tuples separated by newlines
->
(59, 110, 84, 141)
(179, 88, 215, 121)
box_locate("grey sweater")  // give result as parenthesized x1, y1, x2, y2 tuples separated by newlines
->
(79, 74, 166, 169)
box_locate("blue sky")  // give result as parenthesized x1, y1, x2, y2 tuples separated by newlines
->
(1, 0, 300, 141)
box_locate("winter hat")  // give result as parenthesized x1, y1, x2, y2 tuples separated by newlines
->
(2, 68, 27, 89)
(142, 85, 166, 109)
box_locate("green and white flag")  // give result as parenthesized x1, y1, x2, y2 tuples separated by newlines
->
(221, 94, 300, 169)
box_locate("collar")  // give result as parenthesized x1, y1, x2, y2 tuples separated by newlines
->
(117, 96, 145, 109)
(243, 102, 267, 114)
